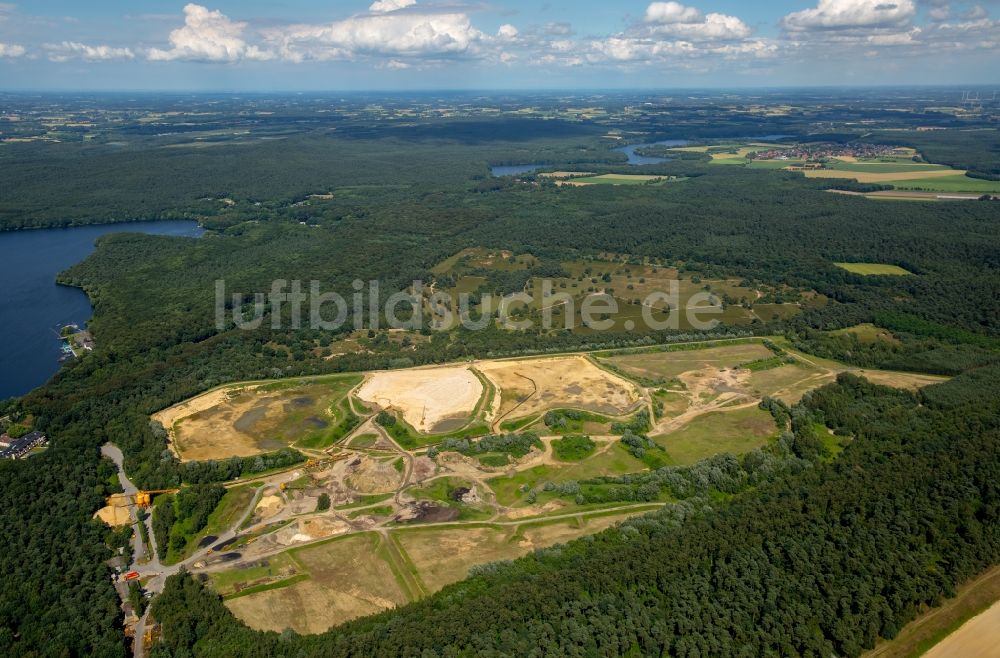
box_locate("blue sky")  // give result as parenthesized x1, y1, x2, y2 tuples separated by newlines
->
(1, 1, 998, 90)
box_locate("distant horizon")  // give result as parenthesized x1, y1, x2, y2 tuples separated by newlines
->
(2, 84, 999, 95)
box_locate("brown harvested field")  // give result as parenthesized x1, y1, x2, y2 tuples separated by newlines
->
(224, 534, 407, 634)
(802, 168, 966, 183)
(515, 512, 635, 551)
(395, 526, 517, 592)
(153, 375, 361, 461)
(922, 599, 1000, 658)
(356, 366, 484, 433)
(477, 355, 641, 421)
(864, 564, 1000, 658)
(603, 343, 774, 381)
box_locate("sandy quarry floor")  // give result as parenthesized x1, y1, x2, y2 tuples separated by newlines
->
(477, 355, 641, 422)
(356, 366, 483, 432)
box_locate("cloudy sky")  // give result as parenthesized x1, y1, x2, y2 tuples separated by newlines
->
(0, 0, 998, 89)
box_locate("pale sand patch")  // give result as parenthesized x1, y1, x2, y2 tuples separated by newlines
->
(477, 355, 641, 421)
(152, 386, 245, 434)
(854, 369, 947, 391)
(357, 367, 483, 433)
(923, 598, 1000, 658)
(94, 505, 132, 526)
(802, 168, 967, 183)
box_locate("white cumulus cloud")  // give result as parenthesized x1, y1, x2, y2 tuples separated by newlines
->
(0, 41, 25, 57)
(369, 0, 417, 12)
(148, 4, 273, 62)
(644, 1, 702, 24)
(45, 41, 135, 62)
(577, 2, 765, 68)
(781, 0, 916, 32)
(264, 2, 492, 63)
(643, 2, 751, 40)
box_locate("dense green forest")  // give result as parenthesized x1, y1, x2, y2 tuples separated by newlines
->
(1, 96, 999, 657)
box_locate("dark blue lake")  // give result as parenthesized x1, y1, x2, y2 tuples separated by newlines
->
(490, 164, 543, 177)
(615, 139, 690, 165)
(0, 220, 203, 399)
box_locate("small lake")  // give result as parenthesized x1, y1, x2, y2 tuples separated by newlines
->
(615, 139, 690, 165)
(490, 164, 544, 177)
(0, 220, 203, 399)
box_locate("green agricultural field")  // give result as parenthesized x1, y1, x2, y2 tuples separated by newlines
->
(825, 161, 950, 173)
(747, 159, 805, 169)
(894, 175, 1000, 193)
(834, 262, 913, 276)
(653, 406, 778, 465)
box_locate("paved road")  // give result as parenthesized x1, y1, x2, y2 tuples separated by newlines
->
(101, 444, 150, 563)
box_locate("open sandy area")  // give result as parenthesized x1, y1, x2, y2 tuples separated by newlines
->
(356, 366, 484, 433)
(477, 355, 640, 421)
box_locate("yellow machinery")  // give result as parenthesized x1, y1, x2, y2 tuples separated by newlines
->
(134, 488, 179, 508)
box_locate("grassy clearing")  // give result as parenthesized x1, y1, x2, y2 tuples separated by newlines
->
(552, 435, 597, 461)
(653, 406, 778, 465)
(334, 492, 394, 510)
(489, 443, 647, 507)
(347, 433, 378, 448)
(834, 262, 913, 276)
(830, 324, 900, 345)
(748, 362, 831, 404)
(208, 551, 301, 598)
(382, 411, 490, 450)
(602, 342, 773, 381)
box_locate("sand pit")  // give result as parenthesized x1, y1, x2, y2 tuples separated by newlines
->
(477, 355, 641, 421)
(94, 505, 132, 526)
(356, 367, 483, 433)
(254, 495, 284, 521)
(344, 455, 405, 494)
